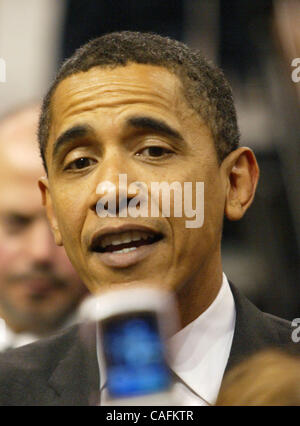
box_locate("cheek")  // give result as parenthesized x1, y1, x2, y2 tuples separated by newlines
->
(171, 175, 224, 257)
(0, 238, 21, 267)
(205, 177, 225, 226)
(52, 246, 78, 275)
(54, 188, 86, 240)
(52, 187, 89, 270)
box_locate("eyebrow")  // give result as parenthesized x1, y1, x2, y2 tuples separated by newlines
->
(52, 124, 94, 160)
(52, 116, 185, 161)
(127, 116, 184, 143)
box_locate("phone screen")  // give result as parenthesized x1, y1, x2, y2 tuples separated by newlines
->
(101, 311, 172, 398)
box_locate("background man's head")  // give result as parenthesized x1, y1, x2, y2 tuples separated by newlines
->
(0, 104, 88, 335)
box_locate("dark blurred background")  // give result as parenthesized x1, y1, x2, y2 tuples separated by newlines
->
(1, 0, 299, 320)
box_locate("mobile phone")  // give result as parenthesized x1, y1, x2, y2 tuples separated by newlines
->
(80, 286, 179, 405)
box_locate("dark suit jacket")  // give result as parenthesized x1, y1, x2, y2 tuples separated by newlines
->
(0, 284, 298, 405)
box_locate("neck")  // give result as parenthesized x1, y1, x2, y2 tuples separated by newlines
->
(175, 251, 223, 330)
(0, 305, 64, 336)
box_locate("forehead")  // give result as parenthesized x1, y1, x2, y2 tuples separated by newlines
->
(49, 63, 193, 142)
(0, 112, 44, 212)
(52, 63, 182, 108)
(0, 176, 42, 212)
(0, 154, 44, 212)
(0, 107, 42, 175)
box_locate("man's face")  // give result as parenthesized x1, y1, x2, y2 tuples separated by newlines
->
(43, 64, 227, 302)
(0, 109, 87, 333)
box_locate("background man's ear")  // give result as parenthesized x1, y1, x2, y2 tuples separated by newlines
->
(222, 147, 259, 221)
(38, 176, 63, 246)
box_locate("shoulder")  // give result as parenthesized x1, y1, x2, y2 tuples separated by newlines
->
(262, 311, 293, 339)
(230, 282, 292, 340)
(0, 324, 79, 370)
(227, 283, 299, 370)
(0, 325, 79, 405)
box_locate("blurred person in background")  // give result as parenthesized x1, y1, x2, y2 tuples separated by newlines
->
(0, 104, 88, 350)
(216, 348, 300, 406)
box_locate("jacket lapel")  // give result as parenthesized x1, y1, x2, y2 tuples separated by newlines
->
(48, 322, 100, 406)
(226, 283, 284, 372)
(46, 283, 289, 404)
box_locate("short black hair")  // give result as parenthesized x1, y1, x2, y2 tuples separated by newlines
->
(38, 31, 240, 171)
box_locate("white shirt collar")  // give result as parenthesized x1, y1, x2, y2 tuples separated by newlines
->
(0, 318, 37, 351)
(0, 312, 81, 352)
(168, 273, 236, 405)
(95, 274, 236, 405)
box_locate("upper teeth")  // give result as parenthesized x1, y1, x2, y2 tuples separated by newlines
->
(100, 231, 152, 249)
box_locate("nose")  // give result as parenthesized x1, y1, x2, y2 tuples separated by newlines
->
(91, 151, 138, 216)
(25, 218, 56, 265)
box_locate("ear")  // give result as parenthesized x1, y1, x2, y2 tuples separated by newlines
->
(222, 147, 259, 221)
(38, 176, 63, 246)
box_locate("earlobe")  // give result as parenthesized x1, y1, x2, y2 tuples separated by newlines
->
(38, 176, 63, 246)
(223, 148, 259, 221)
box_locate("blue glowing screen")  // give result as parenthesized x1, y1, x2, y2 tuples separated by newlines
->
(101, 312, 171, 398)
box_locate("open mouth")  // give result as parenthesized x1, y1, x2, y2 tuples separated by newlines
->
(90, 230, 163, 254)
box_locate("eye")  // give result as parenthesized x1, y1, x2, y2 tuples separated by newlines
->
(65, 157, 96, 170)
(136, 146, 173, 158)
(3, 215, 31, 235)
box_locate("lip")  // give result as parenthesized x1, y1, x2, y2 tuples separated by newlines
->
(90, 224, 162, 248)
(21, 279, 54, 295)
(93, 240, 162, 268)
(89, 223, 164, 268)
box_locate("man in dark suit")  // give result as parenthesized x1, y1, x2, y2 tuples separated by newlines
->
(0, 31, 298, 405)
(0, 105, 88, 350)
